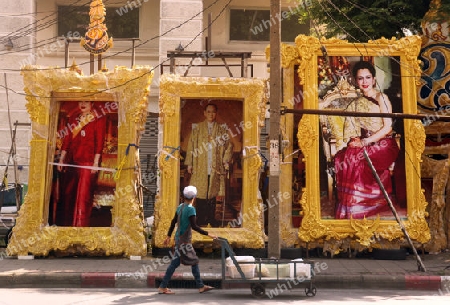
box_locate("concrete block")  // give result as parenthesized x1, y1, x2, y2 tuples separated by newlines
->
(160, 1, 202, 19)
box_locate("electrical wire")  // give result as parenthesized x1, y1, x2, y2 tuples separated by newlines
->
(0, 0, 130, 45)
(0, 0, 90, 46)
(0, 0, 224, 71)
(0, 0, 446, 117)
(301, 1, 431, 185)
(342, 0, 424, 36)
(0, 0, 139, 55)
(314, 0, 444, 101)
(323, 0, 374, 42)
(0, 0, 233, 99)
(312, 0, 444, 112)
(95, 0, 226, 68)
(0, 1, 447, 218)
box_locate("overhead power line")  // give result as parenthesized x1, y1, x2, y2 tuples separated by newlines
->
(0, 0, 233, 100)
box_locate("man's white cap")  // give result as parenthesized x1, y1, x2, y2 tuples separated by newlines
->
(183, 185, 197, 199)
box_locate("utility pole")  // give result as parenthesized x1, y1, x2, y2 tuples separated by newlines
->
(268, 0, 281, 258)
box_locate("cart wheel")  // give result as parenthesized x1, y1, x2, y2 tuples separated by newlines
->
(305, 286, 317, 297)
(251, 283, 265, 298)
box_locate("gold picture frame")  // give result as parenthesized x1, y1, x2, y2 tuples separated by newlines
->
(292, 35, 430, 250)
(7, 65, 154, 257)
(154, 75, 267, 249)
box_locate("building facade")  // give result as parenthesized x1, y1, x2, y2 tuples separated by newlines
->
(3, 1, 449, 254)
(1, 0, 308, 217)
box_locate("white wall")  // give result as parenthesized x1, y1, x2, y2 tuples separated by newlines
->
(0, 0, 35, 185)
(0, 0, 292, 184)
(200, 0, 299, 79)
(33, 0, 161, 111)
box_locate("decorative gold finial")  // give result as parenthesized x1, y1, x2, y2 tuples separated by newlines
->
(69, 58, 82, 75)
(80, 0, 113, 54)
(101, 61, 109, 72)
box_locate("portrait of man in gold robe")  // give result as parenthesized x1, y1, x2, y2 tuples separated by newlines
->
(181, 100, 243, 227)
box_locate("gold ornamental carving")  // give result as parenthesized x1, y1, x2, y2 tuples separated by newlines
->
(266, 44, 301, 69)
(291, 35, 429, 250)
(80, 0, 113, 54)
(405, 210, 431, 244)
(294, 35, 321, 85)
(297, 115, 316, 158)
(350, 216, 381, 247)
(409, 120, 426, 161)
(155, 75, 266, 249)
(7, 65, 153, 257)
(280, 220, 298, 246)
(243, 146, 262, 182)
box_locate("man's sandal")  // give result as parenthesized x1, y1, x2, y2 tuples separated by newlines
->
(158, 288, 175, 294)
(199, 285, 214, 293)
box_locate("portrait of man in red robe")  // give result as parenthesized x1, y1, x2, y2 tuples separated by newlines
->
(51, 100, 118, 227)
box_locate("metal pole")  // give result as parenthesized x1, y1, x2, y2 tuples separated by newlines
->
(64, 40, 69, 68)
(3, 75, 20, 211)
(169, 54, 175, 74)
(268, 0, 281, 258)
(363, 150, 427, 272)
(98, 54, 102, 72)
(131, 39, 136, 67)
(11, 122, 20, 212)
(90, 53, 94, 75)
(206, 13, 212, 65)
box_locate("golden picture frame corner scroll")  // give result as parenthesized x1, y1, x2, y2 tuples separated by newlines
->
(278, 35, 430, 253)
(7, 65, 154, 258)
(154, 74, 268, 251)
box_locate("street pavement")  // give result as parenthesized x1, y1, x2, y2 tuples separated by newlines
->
(0, 247, 449, 292)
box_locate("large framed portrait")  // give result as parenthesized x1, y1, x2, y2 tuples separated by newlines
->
(154, 75, 267, 249)
(180, 99, 243, 228)
(7, 65, 153, 257)
(49, 99, 118, 228)
(293, 35, 430, 249)
(317, 55, 407, 220)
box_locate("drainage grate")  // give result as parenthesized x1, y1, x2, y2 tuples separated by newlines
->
(155, 279, 222, 289)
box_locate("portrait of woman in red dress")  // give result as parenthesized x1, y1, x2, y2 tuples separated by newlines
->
(333, 60, 400, 219)
(318, 57, 407, 220)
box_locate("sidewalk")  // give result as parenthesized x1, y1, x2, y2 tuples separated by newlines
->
(0, 248, 449, 292)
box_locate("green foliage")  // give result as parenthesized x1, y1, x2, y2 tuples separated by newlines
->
(293, 0, 432, 42)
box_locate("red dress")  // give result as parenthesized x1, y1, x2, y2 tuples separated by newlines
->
(333, 96, 400, 219)
(61, 112, 106, 227)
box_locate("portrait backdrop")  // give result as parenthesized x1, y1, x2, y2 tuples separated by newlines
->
(292, 35, 429, 251)
(154, 75, 267, 250)
(317, 56, 407, 220)
(50, 101, 118, 228)
(180, 99, 243, 228)
(7, 65, 153, 257)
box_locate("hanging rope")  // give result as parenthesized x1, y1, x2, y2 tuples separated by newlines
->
(114, 143, 138, 180)
(162, 146, 180, 161)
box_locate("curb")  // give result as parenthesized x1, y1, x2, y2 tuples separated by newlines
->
(405, 275, 441, 290)
(315, 274, 442, 290)
(0, 272, 446, 291)
(81, 273, 115, 288)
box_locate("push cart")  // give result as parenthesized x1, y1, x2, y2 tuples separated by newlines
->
(217, 237, 317, 298)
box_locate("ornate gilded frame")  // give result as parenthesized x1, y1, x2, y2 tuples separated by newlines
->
(7, 65, 154, 257)
(292, 35, 430, 250)
(154, 75, 267, 249)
